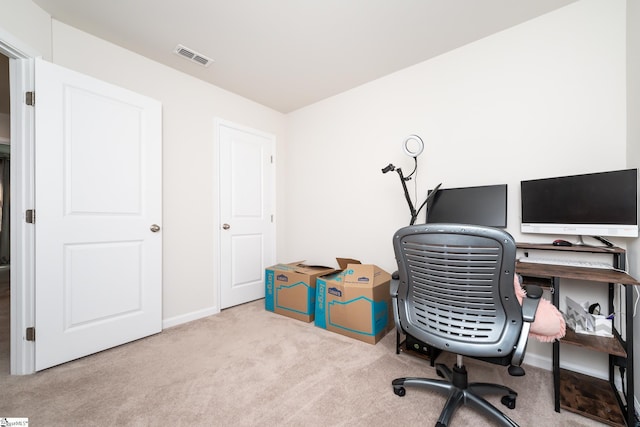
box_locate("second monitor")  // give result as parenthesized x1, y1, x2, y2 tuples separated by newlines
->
(425, 183, 508, 228)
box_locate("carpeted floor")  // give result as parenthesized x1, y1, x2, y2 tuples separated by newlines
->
(0, 295, 606, 426)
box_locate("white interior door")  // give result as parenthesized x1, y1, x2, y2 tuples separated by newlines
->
(218, 120, 275, 309)
(34, 58, 162, 371)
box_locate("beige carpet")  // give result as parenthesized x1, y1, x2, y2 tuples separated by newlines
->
(0, 294, 606, 426)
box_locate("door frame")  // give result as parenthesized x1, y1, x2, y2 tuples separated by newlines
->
(214, 117, 276, 310)
(0, 25, 39, 375)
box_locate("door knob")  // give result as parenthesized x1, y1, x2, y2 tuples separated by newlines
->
(150, 224, 161, 232)
(222, 223, 231, 230)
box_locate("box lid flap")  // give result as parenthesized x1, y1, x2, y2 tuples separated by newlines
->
(268, 263, 299, 272)
(337, 258, 360, 270)
(268, 261, 333, 275)
(292, 263, 335, 275)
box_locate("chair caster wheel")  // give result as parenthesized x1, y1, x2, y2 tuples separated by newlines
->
(501, 395, 516, 409)
(393, 387, 406, 397)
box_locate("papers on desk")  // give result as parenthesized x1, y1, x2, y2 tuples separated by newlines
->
(564, 296, 613, 337)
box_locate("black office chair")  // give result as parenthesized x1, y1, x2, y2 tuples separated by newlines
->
(390, 223, 542, 427)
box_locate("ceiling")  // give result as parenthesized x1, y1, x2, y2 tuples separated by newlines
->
(10, 0, 578, 114)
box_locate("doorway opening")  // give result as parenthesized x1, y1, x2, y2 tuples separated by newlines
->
(0, 52, 10, 374)
(0, 31, 37, 375)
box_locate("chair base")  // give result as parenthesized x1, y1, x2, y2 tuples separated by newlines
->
(392, 363, 519, 427)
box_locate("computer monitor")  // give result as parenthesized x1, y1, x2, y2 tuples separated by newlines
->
(425, 184, 508, 228)
(520, 168, 638, 238)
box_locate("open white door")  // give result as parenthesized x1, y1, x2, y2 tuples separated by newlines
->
(34, 59, 162, 370)
(218, 120, 275, 309)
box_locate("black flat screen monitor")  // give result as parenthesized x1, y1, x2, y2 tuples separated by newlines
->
(425, 184, 508, 228)
(520, 168, 638, 237)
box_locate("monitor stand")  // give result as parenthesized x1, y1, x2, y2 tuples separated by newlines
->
(575, 235, 588, 246)
(575, 235, 614, 247)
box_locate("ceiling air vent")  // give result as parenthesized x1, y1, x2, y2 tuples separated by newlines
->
(174, 44, 214, 67)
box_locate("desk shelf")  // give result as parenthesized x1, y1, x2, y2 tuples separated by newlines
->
(561, 328, 626, 358)
(560, 369, 625, 426)
(516, 243, 638, 426)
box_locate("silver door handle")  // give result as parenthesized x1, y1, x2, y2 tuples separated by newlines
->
(150, 224, 161, 232)
(222, 223, 231, 230)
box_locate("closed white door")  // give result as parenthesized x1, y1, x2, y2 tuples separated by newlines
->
(218, 120, 275, 309)
(34, 58, 162, 370)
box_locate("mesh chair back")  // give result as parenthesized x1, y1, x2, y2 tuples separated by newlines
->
(393, 223, 521, 359)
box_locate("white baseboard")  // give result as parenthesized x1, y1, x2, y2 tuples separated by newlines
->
(162, 305, 220, 329)
(522, 351, 553, 372)
(524, 350, 610, 380)
(559, 360, 608, 380)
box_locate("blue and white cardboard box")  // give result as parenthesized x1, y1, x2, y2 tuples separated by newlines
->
(265, 262, 336, 322)
(315, 259, 392, 344)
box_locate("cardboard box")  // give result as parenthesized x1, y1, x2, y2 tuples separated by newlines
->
(265, 262, 336, 322)
(314, 258, 392, 344)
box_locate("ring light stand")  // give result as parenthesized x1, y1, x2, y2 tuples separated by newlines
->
(382, 135, 441, 225)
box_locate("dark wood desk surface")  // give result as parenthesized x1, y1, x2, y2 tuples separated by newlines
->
(515, 242, 640, 286)
(517, 242, 625, 254)
(515, 261, 640, 286)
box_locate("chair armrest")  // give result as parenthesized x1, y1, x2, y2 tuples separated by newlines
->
(511, 285, 543, 367)
(390, 271, 401, 332)
(521, 285, 543, 322)
(390, 271, 400, 298)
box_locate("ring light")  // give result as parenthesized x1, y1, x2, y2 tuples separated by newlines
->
(402, 134, 424, 157)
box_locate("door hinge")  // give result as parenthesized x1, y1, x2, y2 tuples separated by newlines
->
(26, 327, 36, 341)
(25, 91, 35, 106)
(25, 209, 35, 224)
(270, 155, 274, 164)
(271, 214, 274, 223)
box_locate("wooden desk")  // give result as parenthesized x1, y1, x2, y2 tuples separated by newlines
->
(516, 243, 639, 426)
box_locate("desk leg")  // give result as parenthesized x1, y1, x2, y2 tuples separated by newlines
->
(625, 283, 635, 425)
(552, 277, 561, 413)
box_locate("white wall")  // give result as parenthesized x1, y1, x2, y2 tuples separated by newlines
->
(286, 0, 627, 271)
(285, 0, 627, 372)
(49, 21, 287, 324)
(0, 1, 287, 325)
(0, 0, 51, 60)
